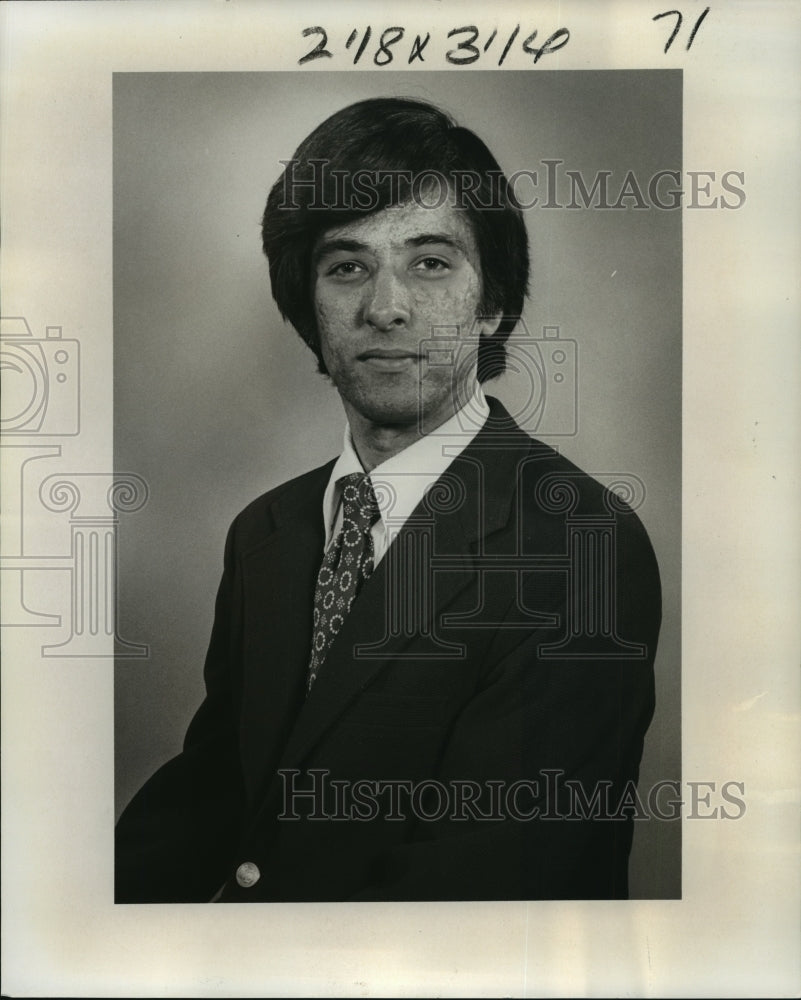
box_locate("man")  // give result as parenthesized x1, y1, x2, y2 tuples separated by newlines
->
(115, 97, 661, 902)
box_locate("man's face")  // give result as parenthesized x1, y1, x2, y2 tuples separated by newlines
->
(311, 198, 499, 432)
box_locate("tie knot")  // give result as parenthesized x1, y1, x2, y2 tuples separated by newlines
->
(339, 472, 380, 533)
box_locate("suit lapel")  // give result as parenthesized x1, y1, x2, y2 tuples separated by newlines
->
(238, 463, 331, 802)
(274, 397, 535, 774)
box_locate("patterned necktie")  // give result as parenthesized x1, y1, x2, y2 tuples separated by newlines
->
(307, 472, 381, 691)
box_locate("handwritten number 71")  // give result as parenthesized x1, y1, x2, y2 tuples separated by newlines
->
(653, 7, 710, 53)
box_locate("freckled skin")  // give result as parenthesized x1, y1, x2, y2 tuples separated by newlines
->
(312, 199, 501, 471)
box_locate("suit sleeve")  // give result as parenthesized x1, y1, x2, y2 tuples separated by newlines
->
(115, 519, 247, 903)
(348, 509, 662, 901)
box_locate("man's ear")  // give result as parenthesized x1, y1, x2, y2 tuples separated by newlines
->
(476, 313, 504, 339)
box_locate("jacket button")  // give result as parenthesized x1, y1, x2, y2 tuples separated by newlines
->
(235, 862, 260, 888)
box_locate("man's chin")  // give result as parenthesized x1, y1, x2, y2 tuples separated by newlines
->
(348, 399, 428, 431)
(339, 392, 440, 432)
(334, 372, 468, 434)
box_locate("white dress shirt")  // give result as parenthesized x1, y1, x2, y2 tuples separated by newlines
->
(322, 386, 490, 565)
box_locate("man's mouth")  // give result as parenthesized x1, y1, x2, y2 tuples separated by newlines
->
(358, 349, 422, 371)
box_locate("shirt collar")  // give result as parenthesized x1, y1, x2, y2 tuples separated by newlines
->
(322, 385, 490, 543)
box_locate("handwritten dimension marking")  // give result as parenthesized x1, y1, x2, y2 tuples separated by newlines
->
(298, 24, 570, 67)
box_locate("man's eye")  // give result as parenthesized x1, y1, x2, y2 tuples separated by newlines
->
(413, 257, 450, 274)
(327, 261, 366, 278)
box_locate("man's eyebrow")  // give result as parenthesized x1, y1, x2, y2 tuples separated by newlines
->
(405, 233, 469, 254)
(312, 238, 371, 265)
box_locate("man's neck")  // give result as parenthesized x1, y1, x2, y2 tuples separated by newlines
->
(345, 398, 484, 473)
(345, 411, 427, 473)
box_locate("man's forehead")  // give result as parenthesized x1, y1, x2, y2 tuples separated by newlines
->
(315, 199, 478, 253)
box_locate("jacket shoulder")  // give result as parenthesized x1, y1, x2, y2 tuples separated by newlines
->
(227, 459, 336, 553)
(519, 437, 646, 528)
(512, 435, 662, 648)
(485, 396, 636, 521)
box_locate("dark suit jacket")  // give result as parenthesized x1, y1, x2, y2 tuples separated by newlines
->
(115, 398, 661, 902)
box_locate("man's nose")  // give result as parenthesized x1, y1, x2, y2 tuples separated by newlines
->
(363, 269, 411, 331)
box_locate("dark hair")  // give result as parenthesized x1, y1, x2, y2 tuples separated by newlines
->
(261, 97, 529, 382)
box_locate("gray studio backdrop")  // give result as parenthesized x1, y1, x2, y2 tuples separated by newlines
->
(114, 71, 681, 899)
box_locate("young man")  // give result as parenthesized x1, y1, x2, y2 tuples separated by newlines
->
(115, 97, 661, 902)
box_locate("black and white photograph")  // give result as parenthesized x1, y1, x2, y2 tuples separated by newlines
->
(112, 71, 681, 904)
(1, 1, 799, 996)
